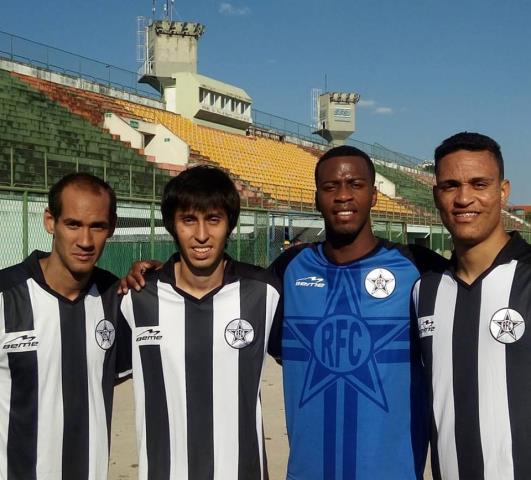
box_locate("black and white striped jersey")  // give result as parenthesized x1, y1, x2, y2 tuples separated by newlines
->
(413, 232, 531, 480)
(0, 250, 130, 480)
(120, 254, 281, 480)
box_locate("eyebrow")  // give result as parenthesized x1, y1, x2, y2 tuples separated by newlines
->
(437, 176, 494, 185)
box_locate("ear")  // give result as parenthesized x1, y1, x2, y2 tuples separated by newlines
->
(432, 185, 441, 211)
(43, 208, 55, 235)
(371, 186, 377, 208)
(107, 214, 117, 239)
(500, 179, 511, 208)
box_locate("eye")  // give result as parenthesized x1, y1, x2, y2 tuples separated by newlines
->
(473, 181, 489, 189)
(321, 183, 336, 192)
(208, 216, 221, 224)
(438, 183, 457, 192)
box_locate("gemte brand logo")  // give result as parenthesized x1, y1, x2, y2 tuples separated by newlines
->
(136, 328, 163, 343)
(418, 316, 435, 338)
(2, 333, 39, 351)
(295, 276, 326, 288)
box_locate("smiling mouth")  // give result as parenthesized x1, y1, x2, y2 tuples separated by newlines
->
(335, 210, 356, 217)
(453, 212, 480, 222)
(191, 246, 212, 258)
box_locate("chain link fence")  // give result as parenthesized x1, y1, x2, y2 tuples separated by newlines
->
(1, 190, 529, 275)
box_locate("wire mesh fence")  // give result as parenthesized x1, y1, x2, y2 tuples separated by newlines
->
(1, 190, 529, 276)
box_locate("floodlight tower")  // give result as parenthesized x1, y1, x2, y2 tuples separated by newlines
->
(138, 12, 205, 92)
(314, 92, 360, 146)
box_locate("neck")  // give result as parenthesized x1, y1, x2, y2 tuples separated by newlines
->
(454, 227, 510, 284)
(175, 256, 226, 298)
(323, 226, 378, 264)
(39, 255, 91, 301)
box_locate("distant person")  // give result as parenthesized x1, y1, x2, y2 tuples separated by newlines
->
(413, 132, 531, 479)
(0, 173, 129, 480)
(119, 166, 281, 479)
(269, 145, 445, 480)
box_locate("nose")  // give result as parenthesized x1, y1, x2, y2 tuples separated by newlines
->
(77, 227, 95, 250)
(335, 183, 353, 202)
(454, 184, 474, 206)
(194, 220, 209, 243)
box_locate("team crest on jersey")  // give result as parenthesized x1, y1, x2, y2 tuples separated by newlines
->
(2, 332, 39, 352)
(489, 308, 525, 344)
(364, 268, 396, 298)
(95, 320, 115, 350)
(225, 318, 254, 349)
(418, 316, 436, 338)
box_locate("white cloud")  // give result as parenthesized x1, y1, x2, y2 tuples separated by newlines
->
(219, 2, 251, 15)
(358, 99, 376, 108)
(374, 107, 394, 115)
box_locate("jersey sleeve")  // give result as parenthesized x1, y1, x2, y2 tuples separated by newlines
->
(266, 245, 308, 361)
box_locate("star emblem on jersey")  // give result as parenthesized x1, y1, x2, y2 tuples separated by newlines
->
(225, 318, 254, 349)
(287, 268, 409, 410)
(489, 308, 525, 344)
(95, 319, 115, 350)
(364, 268, 396, 298)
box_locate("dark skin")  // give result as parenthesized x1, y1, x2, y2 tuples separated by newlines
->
(118, 154, 378, 292)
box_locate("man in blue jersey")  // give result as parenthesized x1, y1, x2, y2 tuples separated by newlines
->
(268, 145, 445, 480)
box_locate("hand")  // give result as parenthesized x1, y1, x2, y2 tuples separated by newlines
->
(117, 260, 163, 294)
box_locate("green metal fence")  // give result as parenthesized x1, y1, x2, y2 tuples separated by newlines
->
(0, 190, 433, 276)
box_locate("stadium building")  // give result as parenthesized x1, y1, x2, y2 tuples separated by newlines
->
(0, 12, 529, 273)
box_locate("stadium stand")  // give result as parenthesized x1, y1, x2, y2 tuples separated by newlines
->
(0, 69, 172, 197)
(2, 66, 527, 233)
(6, 70, 413, 216)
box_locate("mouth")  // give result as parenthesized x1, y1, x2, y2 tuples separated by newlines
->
(452, 211, 480, 222)
(191, 246, 213, 259)
(73, 253, 94, 262)
(333, 209, 357, 221)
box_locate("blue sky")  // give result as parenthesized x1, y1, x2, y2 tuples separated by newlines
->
(1, 0, 530, 203)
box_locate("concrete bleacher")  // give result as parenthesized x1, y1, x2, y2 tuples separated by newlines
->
(0, 69, 171, 197)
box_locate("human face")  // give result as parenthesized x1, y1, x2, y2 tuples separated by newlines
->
(434, 149, 510, 247)
(173, 208, 229, 274)
(315, 155, 377, 239)
(44, 184, 115, 278)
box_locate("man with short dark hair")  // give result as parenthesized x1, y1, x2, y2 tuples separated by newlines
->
(0, 172, 129, 480)
(120, 165, 281, 479)
(269, 145, 445, 480)
(413, 132, 531, 480)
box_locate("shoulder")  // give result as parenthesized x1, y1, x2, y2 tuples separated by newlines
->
(230, 260, 282, 294)
(383, 241, 448, 275)
(0, 251, 46, 292)
(0, 261, 30, 292)
(92, 267, 119, 294)
(268, 243, 314, 279)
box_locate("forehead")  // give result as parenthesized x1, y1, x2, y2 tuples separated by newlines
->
(175, 207, 227, 217)
(317, 155, 372, 181)
(58, 184, 111, 220)
(437, 149, 500, 180)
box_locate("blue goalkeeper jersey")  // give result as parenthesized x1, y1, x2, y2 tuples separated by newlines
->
(269, 240, 445, 480)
